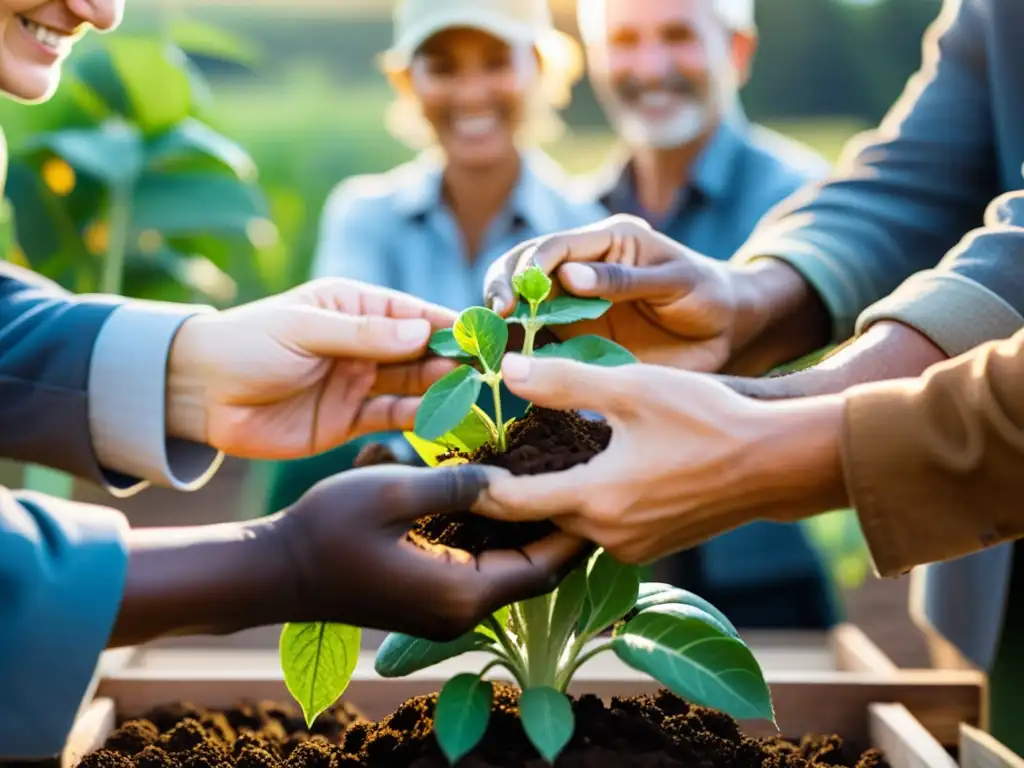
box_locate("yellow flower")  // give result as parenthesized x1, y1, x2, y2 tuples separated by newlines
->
(84, 220, 109, 255)
(41, 157, 75, 196)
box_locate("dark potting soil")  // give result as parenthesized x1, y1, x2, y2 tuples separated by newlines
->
(79, 689, 889, 768)
(353, 407, 611, 555)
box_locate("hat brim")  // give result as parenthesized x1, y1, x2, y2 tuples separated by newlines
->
(378, 14, 583, 106)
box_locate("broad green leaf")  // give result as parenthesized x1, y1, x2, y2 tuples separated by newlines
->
(414, 366, 483, 440)
(429, 328, 473, 361)
(170, 19, 261, 67)
(519, 687, 575, 763)
(512, 265, 552, 305)
(374, 630, 492, 678)
(402, 432, 450, 467)
(145, 119, 257, 181)
(449, 408, 495, 452)
(535, 335, 637, 368)
(107, 38, 192, 134)
(547, 564, 589, 657)
(68, 47, 132, 118)
(454, 307, 508, 372)
(580, 550, 641, 637)
(477, 606, 511, 644)
(131, 172, 269, 235)
(24, 123, 144, 186)
(632, 583, 738, 637)
(435, 674, 492, 764)
(612, 605, 775, 723)
(513, 296, 612, 326)
(280, 622, 360, 727)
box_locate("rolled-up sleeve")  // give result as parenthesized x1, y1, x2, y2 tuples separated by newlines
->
(856, 191, 1024, 357)
(732, 0, 999, 342)
(0, 488, 129, 758)
(87, 300, 222, 497)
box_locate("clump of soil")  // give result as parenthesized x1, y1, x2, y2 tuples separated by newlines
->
(79, 690, 890, 768)
(354, 407, 611, 555)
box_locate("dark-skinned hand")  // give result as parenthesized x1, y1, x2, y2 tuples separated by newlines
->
(112, 465, 588, 646)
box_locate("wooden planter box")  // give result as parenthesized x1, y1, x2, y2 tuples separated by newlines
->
(60, 624, 986, 768)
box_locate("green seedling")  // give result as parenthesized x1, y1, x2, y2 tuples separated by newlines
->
(278, 267, 776, 759)
(412, 265, 630, 458)
(375, 550, 777, 765)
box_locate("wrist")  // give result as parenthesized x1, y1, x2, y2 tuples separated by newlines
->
(166, 314, 214, 445)
(745, 396, 849, 523)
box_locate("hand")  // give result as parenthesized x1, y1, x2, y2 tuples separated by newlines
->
(165, 278, 458, 459)
(484, 214, 829, 374)
(112, 463, 587, 646)
(268, 464, 587, 640)
(472, 355, 848, 565)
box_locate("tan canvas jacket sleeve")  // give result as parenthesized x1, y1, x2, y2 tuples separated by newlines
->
(842, 327, 1024, 577)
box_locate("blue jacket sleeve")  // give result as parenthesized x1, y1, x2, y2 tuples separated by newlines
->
(0, 486, 129, 758)
(733, 0, 1000, 343)
(308, 177, 393, 285)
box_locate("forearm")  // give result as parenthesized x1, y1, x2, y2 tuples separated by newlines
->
(716, 321, 948, 400)
(109, 516, 294, 647)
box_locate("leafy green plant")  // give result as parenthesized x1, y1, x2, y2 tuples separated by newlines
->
(410, 266, 631, 457)
(277, 268, 776, 761)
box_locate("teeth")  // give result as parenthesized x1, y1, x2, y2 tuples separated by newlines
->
(453, 114, 499, 138)
(638, 92, 677, 109)
(19, 17, 68, 52)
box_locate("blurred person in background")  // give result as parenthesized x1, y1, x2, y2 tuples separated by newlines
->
(572, 0, 838, 631)
(264, 0, 607, 515)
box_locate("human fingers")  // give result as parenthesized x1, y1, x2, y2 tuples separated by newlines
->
(500, 354, 637, 418)
(289, 308, 434, 363)
(372, 358, 458, 397)
(483, 238, 542, 316)
(557, 259, 702, 305)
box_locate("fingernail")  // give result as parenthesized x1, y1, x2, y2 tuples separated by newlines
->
(561, 263, 597, 291)
(490, 297, 506, 315)
(398, 318, 431, 343)
(502, 353, 531, 382)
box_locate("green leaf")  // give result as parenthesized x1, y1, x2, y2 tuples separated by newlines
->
(435, 674, 492, 765)
(428, 328, 474, 361)
(579, 550, 641, 638)
(519, 687, 575, 763)
(513, 296, 612, 327)
(170, 19, 261, 67)
(477, 606, 511, 644)
(145, 119, 257, 181)
(107, 38, 192, 134)
(131, 172, 269, 235)
(534, 335, 637, 367)
(280, 622, 361, 727)
(449, 408, 495, 452)
(454, 307, 508, 372)
(547, 564, 589, 657)
(414, 366, 483, 440)
(612, 605, 775, 723)
(374, 631, 493, 678)
(632, 583, 738, 637)
(24, 123, 144, 186)
(512, 265, 552, 305)
(67, 47, 132, 118)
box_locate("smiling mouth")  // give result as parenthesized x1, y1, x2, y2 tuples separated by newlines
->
(452, 113, 501, 139)
(18, 16, 73, 53)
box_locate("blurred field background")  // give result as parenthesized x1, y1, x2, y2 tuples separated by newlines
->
(0, 0, 945, 663)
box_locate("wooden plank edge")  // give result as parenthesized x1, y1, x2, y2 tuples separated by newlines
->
(831, 624, 899, 673)
(869, 703, 958, 768)
(960, 723, 1024, 768)
(62, 698, 116, 768)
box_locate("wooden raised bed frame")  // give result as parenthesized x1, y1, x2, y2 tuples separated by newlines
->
(62, 624, 987, 768)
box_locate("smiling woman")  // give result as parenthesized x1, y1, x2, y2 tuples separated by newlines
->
(0, 0, 121, 102)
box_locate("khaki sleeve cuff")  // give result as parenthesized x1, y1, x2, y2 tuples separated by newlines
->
(87, 301, 224, 498)
(855, 271, 1023, 357)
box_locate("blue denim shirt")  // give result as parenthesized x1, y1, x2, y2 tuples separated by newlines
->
(311, 149, 607, 309)
(583, 112, 830, 261)
(581, 114, 839, 628)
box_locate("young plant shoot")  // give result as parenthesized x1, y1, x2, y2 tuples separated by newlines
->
(278, 267, 776, 762)
(410, 265, 631, 459)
